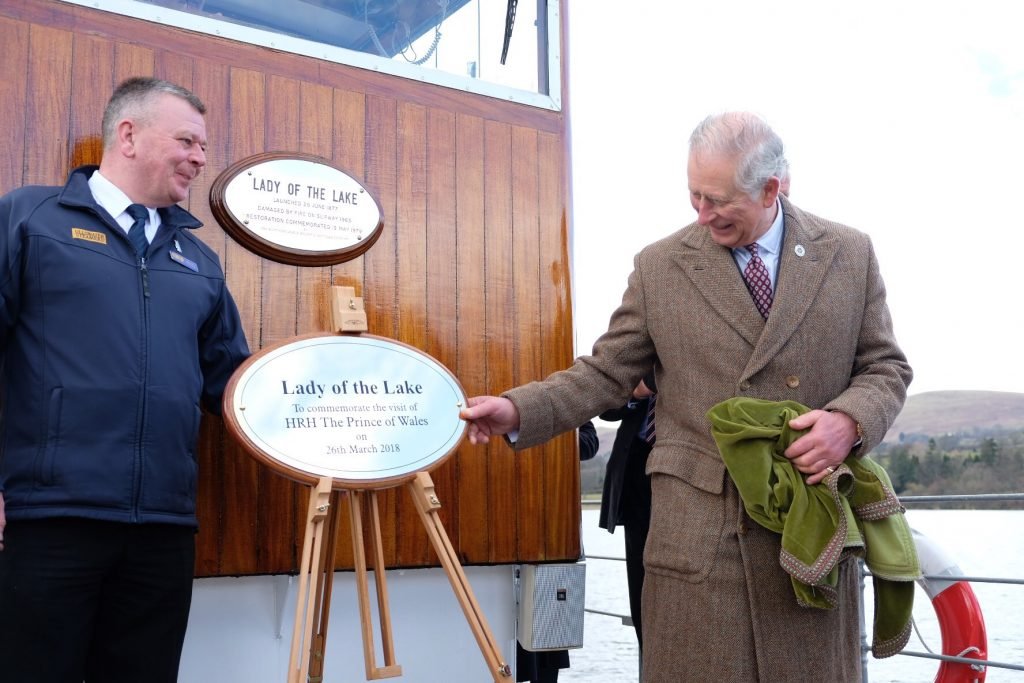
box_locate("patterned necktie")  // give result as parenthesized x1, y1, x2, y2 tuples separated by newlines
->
(125, 203, 150, 256)
(639, 394, 657, 445)
(742, 242, 773, 318)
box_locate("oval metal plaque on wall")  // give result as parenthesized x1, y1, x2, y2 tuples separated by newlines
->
(210, 152, 383, 267)
(223, 333, 468, 490)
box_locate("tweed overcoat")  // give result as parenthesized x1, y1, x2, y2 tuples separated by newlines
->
(505, 196, 912, 682)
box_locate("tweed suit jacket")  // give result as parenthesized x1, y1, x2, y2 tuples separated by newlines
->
(505, 195, 912, 681)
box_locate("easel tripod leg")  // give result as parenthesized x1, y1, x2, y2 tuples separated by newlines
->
(348, 490, 402, 680)
(308, 490, 342, 682)
(407, 472, 512, 681)
(288, 477, 333, 683)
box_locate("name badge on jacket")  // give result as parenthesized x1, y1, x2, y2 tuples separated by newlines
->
(169, 251, 199, 272)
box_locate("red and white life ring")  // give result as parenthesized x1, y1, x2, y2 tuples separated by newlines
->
(913, 530, 988, 683)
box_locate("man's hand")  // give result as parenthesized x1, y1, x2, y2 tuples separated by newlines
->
(632, 379, 655, 400)
(0, 491, 6, 551)
(460, 396, 521, 445)
(783, 409, 859, 485)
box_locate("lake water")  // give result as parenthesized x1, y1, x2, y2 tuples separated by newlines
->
(563, 509, 1024, 682)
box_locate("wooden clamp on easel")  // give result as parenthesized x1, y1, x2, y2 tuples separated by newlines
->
(248, 286, 511, 683)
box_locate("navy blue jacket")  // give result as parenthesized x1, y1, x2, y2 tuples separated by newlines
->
(0, 166, 250, 527)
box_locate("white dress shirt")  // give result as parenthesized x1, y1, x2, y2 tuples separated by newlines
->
(87, 170, 160, 244)
(731, 198, 784, 290)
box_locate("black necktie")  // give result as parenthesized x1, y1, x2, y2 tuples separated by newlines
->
(125, 203, 150, 256)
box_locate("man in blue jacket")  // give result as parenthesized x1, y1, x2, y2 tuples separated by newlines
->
(0, 77, 250, 682)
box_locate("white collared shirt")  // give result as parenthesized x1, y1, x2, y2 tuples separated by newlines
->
(731, 198, 784, 290)
(87, 170, 161, 244)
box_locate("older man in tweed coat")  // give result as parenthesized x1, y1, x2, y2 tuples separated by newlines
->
(462, 112, 911, 682)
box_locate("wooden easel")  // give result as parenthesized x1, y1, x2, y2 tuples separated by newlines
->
(287, 473, 512, 682)
(288, 476, 336, 683)
(405, 472, 512, 680)
(286, 286, 511, 682)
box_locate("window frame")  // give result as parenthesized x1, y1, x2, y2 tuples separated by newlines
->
(59, 0, 562, 111)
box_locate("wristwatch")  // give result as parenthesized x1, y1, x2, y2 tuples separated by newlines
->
(851, 420, 864, 450)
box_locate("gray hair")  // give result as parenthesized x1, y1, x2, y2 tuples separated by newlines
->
(101, 77, 206, 150)
(689, 112, 789, 199)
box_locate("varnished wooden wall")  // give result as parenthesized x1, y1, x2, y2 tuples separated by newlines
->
(0, 0, 579, 576)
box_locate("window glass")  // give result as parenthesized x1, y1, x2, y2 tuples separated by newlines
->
(125, 0, 555, 107)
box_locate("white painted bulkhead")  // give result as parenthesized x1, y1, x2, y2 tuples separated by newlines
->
(180, 566, 516, 682)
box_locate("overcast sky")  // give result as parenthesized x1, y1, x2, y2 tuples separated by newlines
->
(567, 0, 1024, 396)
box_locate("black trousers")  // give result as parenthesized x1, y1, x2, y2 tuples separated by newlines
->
(623, 504, 650, 650)
(622, 439, 653, 650)
(0, 517, 195, 683)
(516, 642, 569, 683)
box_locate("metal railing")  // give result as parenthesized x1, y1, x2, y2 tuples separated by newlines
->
(857, 492, 1024, 681)
(582, 492, 1024, 682)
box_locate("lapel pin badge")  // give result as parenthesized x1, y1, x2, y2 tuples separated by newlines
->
(794, 244, 806, 257)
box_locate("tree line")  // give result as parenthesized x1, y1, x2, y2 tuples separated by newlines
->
(873, 427, 1024, 505)
(579, 427, 1024, 504)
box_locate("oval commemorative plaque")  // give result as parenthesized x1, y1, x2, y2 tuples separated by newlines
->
(210, 152, 383, 267)
(223, 333, 467, 489)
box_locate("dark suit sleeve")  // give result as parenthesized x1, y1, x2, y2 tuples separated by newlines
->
(600, 400, 642, 422)
(644, 371, 657, 394)
(199, 282, 251, 415)
(578, 421, 599, 461)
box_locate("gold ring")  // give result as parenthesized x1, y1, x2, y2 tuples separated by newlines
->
(825, 466, 836, 475)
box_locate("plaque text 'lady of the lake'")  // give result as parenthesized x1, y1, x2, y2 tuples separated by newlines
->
(223, 334, 468, 489)
(210, 152, 383, 266)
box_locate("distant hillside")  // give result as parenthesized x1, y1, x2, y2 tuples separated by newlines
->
(580, 391, 1024, 495)
(593, 391, 1024, 446)
(884, 390, 1024, 442)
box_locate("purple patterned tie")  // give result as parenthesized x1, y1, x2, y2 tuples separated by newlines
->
(639, 395, 656, 445)
(742, 243, 773, 318)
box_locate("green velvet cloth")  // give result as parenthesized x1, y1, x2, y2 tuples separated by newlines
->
(707, 397, 920, 658)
